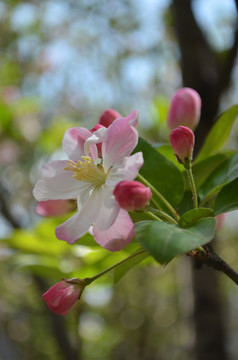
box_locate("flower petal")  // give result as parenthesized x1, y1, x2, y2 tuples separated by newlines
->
(106, 152, 144, 187)
(94, 185, 120, 230)
(33, 160, 92, 201)
(55, 190, 102, 244)
(93, 209, 134, 251)
(36, 200, 74, 217)
(62, 127, 98, 161)
(102, 110, 139, 170)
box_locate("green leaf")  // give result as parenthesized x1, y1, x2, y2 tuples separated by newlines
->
(113, 250, 149, 284)
(179, 208, 214, 228)
(135, 218, 216, 264)
(214, 178, 238, 215)
(199, 152, 238, 200)
(134, 137, 184, 208)
(196, 105, 238, 162)
(191, 153, 230, 190)
(157, 144, 184, 171)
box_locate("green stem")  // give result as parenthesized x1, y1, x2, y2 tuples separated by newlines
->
(186, 166, 198, 208)
(137, 174, 180, 221)
(147, 211, 162, 221)
(84, 249, 147, 285)
(149, 207, 178, 224)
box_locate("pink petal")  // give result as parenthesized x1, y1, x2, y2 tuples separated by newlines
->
(102, 110, 139, 170)
(55, 190, 102, 244)
(33, 160, 88, 201)
(62, 127, 98, 161)
(94, 186, 120, 230)
(93, 209, 134, 251)
(36, 200, 74, 217)
(106, 152, 144, 188)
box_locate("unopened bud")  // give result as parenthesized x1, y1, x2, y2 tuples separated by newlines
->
(113, 181, 152, 211)
(98, 108, 121, 128)
(168, 88, 201, 130)
(42, 278, 84, 315)
(169, 126, 195, 165)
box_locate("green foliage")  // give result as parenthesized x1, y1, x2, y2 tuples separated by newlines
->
(113, 250, 149, 284)
(214, 177, 238, 215)
(196, 105, 238, 162)
(178, 208, 214, 227)
(135, 218, 216, 264)
(135, 137, 184, 209)
(199, 152, 238, 200)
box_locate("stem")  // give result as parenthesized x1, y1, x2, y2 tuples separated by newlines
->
(186, 166, 198, 208)
(149, 207, 178, 224)
(84, 249, 147, 285)
(147, 211, 162, 221)
(193, 244, 238, 285)
(137, 174, 180, 221)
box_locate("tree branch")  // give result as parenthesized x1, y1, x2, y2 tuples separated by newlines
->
(192, 244, 238, 285)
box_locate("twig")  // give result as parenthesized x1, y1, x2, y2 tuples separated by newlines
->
(192, 244, 238, 285)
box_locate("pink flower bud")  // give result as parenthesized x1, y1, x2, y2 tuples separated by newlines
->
(98, 108, 121, 128)
(36, 200, 74, 217)
(42, 279, 83, 315)
(168, 88, 201, 130)
(113, 181, 152, 211)
(169, 126, 195, 165)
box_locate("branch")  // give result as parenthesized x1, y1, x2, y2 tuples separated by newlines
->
(192, 244, 238, 285)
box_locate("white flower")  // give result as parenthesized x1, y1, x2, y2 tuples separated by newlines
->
(33, 111, 143, 251)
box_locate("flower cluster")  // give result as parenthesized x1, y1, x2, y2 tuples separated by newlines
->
(36, 88, 229, 317)
(33, 110, 145, 251)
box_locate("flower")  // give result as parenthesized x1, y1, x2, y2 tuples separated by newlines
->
(42, 279, 83, 315)
(33, 111, 143, 251)
(168, 88, 201, 130)
(113, 181, 152, 211)
(98, 108, 121, 128)
(36, 200, 75, 217)
(169, 126, 195, 165)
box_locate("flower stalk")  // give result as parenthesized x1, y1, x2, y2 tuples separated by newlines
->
(137, 173, 180, 221)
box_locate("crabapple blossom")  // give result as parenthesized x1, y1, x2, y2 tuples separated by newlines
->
(33, 111, 143, 251)
(114, 181, 152, 211)
(42, 279, 83, 315)
(168, 88, 201, 130)
(169, 126, 195, 165)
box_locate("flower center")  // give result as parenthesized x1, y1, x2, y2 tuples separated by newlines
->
(64, 156, 107, 187)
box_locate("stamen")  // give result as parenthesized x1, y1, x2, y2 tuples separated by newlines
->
(64, 156, 107, 186)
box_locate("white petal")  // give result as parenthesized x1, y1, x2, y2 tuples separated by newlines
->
(106, 152, 144, 187)
(62, 127, 92, 160)
(95, 185, 120, 230)
(33, 160, 91, 201)
(55, 190, 102, 244)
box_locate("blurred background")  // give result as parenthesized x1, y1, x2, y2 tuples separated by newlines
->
(0, 0, 238, 359)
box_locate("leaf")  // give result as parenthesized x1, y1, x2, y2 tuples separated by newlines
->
(198, 152, 238, 200)
(214, 178, 238, 215)
(135, 218, 216, 264)
(134, 137, 184, 208)
(157, 144, 184, 171)
(196, 105, 238, 162)
(113, 250, 149, 284)
(191, 153, 230, 190)
(179, 208, 214, 228)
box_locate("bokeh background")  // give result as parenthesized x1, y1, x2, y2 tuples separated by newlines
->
(0, 1, 238, 359)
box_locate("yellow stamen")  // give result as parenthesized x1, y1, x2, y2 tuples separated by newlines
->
(64, 156, 107, 186)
